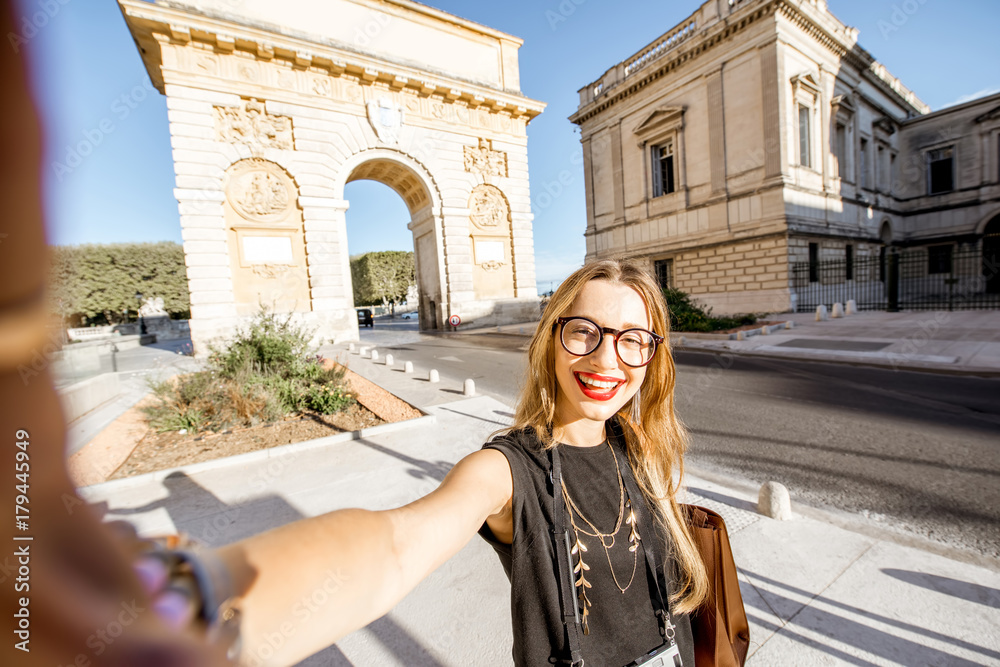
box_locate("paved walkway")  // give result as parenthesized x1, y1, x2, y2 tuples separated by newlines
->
(77, 340, 1000, 666)
(463, 310, 1000, 376)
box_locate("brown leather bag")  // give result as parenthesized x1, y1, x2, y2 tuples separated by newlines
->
(684, 505, 751, 667)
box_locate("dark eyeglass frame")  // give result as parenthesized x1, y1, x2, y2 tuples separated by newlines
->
(554, 316, 664, 368)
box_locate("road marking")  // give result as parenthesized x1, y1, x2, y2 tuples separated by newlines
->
(438, 355, 462, 362)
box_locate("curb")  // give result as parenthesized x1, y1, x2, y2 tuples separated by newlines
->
(685, 464, 1000, 573)
(674, 343, 1000, 377)
(79, 412, 437, 495)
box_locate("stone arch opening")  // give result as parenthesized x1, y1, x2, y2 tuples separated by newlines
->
(343, 154, 442, 330)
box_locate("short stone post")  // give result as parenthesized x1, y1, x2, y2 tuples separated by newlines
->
(758, 481, 792, 520)
(348, 343, 355, 352)
(846, 299, 857, 316)
(736, 330, 745, 341)
(370, 349, 379, 361)
(785, 321, 795, 329)
(404, 361, 414, 374)
(463, 379, 476, 396)
(428, 369, 439, 383)
(760, 325, 769, 336)
(384, 353, 393, 367)
(360, 346, 369, 357)
(815, 305, 829, 321)
(831, 302, 844, 318)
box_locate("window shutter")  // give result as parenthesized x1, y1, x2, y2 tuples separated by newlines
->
(651, 145, 662, 197)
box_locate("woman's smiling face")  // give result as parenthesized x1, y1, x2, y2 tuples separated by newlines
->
(552, 279, 652, 437)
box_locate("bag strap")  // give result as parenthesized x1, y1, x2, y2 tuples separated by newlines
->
(609, 439, 676, 642)
(549, 447, 585, 667)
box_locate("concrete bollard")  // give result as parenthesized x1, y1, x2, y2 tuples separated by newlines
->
(736, 330, 745, 341)
(463, 379, 476, 396)
(428, 369, 439, 383)
(370, 349, 379, 361)
(679, 336, 687, 346)
(360, 346, 369, 357)
(758, 481, 792, 520)
(785, 321, 795, 329)
(760, 325, 769, 336)
(384, 353, 393, 367)
(348, 343, 355, 352)
(831, 302, 844, 318)
(845, 299, 857, 316)
(815, 305, 829, 321)
(404, 361, 414, 374)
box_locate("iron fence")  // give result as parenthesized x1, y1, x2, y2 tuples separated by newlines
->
(792, 245, 1000, 312)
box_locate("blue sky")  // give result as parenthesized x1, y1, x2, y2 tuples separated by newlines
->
(14, 0, 1000, 288)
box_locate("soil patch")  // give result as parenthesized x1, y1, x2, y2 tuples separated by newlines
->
(108, 403, 383, 480)
(101, 362, 421, 481)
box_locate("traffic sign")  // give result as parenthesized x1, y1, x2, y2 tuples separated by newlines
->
(448, 314, 461, 327)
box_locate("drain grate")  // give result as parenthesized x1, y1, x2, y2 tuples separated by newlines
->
(775, 338, 891, 352)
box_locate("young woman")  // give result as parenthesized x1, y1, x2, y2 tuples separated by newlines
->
(201, 259, 710, 666)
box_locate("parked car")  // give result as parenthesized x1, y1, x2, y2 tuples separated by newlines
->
(357, 308, 373, 328)
(401, 312, 415, 320)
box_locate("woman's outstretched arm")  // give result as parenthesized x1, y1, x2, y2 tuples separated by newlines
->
(216, 447, 513, 666)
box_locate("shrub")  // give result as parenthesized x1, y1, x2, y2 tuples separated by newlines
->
(144, 307, 354, 432)
(663, 288, 761, 333)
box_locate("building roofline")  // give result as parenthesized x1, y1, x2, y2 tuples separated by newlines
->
(119, 0, 545, 120)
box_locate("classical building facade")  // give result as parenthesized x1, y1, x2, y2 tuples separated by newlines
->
(571, 0, 1000, 313)
(121, 0, 545, 353)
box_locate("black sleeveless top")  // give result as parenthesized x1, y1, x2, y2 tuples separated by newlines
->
(477, 423, 695, 666)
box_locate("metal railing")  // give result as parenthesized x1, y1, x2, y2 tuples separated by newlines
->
(792, 246, 1000, 312)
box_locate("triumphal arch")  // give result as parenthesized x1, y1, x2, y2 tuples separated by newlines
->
(120, 0, 545, 351)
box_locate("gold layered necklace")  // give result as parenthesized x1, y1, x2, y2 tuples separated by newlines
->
(561, 440, 641, 635)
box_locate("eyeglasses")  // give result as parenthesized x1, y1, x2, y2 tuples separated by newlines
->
(555, 316, 663, 368)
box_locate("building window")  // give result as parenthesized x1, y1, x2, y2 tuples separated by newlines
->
(798, 105, 811, 168)
(928, 244, 953, 274)
(846, 244, 854, 281)
(876, 145, 884, 191)
(927, 147, 954, 194)
(651, 142, 676, 197)
(808, 242, 819, 283)
(654, 258, 674, 290)
(834, 123, 847, 178)
(859, 138, 869, 189)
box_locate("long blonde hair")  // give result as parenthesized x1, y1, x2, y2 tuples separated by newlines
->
(510, 259, 708, 613)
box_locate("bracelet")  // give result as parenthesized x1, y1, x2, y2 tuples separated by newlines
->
(140, 536, 244, 661)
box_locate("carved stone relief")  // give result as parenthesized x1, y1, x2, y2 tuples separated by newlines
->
(252, 264, 290, 279)
(366, 97, 405, 144)
(464, 139, 508, 178)
(226, 159, 295, 223)
(469, 184, 509, 230)
(215, 99, 293, 151)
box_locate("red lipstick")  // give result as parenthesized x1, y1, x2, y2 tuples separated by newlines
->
(573, 372, 624, 401)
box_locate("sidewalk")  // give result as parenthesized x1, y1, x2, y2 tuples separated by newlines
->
(78, 342, 1000, 666)
(461, 310, 1000, 376)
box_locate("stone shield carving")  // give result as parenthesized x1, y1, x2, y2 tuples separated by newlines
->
(367, 97, 405, 144)
(226, 159, 295, 223)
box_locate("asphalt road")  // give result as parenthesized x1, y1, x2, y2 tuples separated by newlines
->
(362, 318, 1000, 559)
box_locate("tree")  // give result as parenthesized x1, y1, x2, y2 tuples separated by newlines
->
(48, 242, 191, 325)
(350, 251, 415, 309)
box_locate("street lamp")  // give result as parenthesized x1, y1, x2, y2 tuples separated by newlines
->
(135, 291, 147, 335)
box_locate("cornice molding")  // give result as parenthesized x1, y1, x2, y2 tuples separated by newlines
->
(119, 0, 545, 121)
